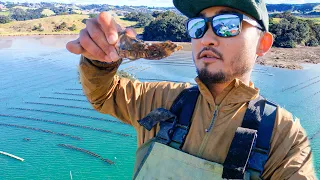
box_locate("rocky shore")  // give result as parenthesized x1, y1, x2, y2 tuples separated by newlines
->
(256, 46, 320, 70)
(180, 43, 320, 70)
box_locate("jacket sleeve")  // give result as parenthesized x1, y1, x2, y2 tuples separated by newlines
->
(78, 55, 190, 128)
(262, 107, 317, 180)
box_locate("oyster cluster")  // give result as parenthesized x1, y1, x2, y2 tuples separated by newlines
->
(116, 32, 183, 60)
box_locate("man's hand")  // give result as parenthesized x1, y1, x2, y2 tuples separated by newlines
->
(66, 12, 136, 63)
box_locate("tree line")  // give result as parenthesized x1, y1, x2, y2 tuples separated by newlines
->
(0, 8, 46, 23)
(270, 12, 320, 47)
(124, 11, 190, 42)
(0, 6, 77, 24)
(1, 9, 319, 48)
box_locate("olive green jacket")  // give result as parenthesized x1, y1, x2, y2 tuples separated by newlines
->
(79, 56, 316, 180)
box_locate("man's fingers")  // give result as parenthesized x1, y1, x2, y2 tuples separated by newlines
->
(82, 51, 98, 61)
(66, 38, 84, 55)
(125, 28, 137, 38)
(86, 19, 110, 55)
(67, 12, 122, 62)
(97, 12, 120, 45)
(79, 29, 106, 61)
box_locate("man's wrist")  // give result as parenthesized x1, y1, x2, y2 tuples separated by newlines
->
(82, 56, 122, 70)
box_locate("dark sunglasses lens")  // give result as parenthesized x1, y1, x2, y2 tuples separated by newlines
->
(212, 14, 240, 37)
(187, 18, 206, 38)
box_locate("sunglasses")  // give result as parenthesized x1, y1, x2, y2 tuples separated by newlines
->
(186, 13, 264, 39)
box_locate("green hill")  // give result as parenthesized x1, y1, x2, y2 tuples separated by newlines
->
(0, 14, 139, 36)
(0, 11, 9, 16)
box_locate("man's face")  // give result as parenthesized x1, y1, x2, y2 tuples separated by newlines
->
(191, 6, 263, 86)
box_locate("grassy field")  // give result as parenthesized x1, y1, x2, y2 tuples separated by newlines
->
(272, 18, 281, 23)
(12, 6, 31, 10)
(300, 17, 320, 24)
(0, 11, 9, 16)
(0, 14, 88, 36)
(272, 17, 320, 24)
(0, 14, 139, 36)
(115, 16, 138, 27)
(41, 9, 55, 16)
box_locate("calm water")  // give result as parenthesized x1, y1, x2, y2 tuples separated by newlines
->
(0, 36, 319, 179)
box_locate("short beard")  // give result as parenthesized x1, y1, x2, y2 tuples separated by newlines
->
(196, 67, 231, 86)
(193, 48, 252, 87)
(196, 58, 251, 86)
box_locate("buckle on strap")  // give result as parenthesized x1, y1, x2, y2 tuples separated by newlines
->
(156, 120, 177, 144)
(171, 124, 189, 148)
(138, 108, 176, 131)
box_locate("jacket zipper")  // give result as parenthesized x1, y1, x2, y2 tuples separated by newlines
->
(197, 105, 219, 157)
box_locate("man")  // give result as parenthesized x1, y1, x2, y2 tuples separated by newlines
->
(66, 0, 316, 179)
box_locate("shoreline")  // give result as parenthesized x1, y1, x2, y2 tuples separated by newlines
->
(0, 33, 79, 36)
(179, 43, 320, 70)
(257, 46, 320, 70)
(1, 34, 319, 70)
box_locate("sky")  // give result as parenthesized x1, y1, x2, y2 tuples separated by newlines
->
(3, 0, 320, 7)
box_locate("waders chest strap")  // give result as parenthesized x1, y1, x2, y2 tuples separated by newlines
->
(223, 96, 278, 179)
(222, 127, 257, 179)
(243, 97, 278, 174)
(138, 86, 200, 147)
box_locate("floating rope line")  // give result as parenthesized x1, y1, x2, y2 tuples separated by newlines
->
(153, 56, 193, 61)
(21, 78, 76, 94)
(0, 123, 81, 140)
(57, 144, 114, 164)
(121, 66, 148, 72)
(252, 69, 268, 73)
(2, 77, 75, 96)
(143, 63, 194, 67)
(1, 71, 47, 82)
(1, 60, 60, 74)
(2, 72, 71, 90)
(145, 61, 193, 65)
(309, 126, 320, 141)
(135, 67, 152, 73)
(295, 90, 320, 106)
(39, 96, 88, 102)
(8, 108, 125, 124)
(2, 79, 76, 98)
(301, 90, 320, 101)
(294, 79, 320, 93)
(281, 76, 320, 92)
(310, 132, 318, 141)
(0, 114, 133, 137)
(24, 102, 95, 111)
(137, 78, 196, 85)
(65, 88, 82, 91)
(252, 70, 274, 76)
(53, 92, 85, 97)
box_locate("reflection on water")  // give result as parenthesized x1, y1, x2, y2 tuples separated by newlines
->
(0, 35, 319, 179)
(0, 35, 77, 50)
(0, 39, 12, 49)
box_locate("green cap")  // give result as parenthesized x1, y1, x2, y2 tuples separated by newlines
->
(173, 0, 269, 31)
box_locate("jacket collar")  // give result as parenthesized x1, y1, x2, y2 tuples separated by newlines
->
(195, 77, 259, 106)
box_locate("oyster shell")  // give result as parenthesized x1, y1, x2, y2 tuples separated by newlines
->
(116, 32, 183, 60)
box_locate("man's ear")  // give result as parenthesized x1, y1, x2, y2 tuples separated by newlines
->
(256, 32, 273, 57)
